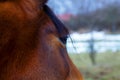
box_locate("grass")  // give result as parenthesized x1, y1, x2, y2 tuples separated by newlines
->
(69, 51, 120, 80)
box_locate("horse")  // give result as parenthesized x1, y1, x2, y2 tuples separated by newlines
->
(0, 0, 83, 80)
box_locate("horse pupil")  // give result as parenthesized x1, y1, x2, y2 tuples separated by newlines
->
(60, 36, 68, 44)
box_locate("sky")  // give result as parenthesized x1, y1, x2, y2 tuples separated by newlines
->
(48, 0, 120, 14)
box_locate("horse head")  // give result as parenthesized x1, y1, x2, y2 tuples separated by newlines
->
(0, 0, 83, 80)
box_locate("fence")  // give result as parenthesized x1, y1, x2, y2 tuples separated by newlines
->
(66, 32, 120, 53)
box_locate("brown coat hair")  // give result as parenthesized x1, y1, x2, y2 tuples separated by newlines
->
(0, 0, 83, 80)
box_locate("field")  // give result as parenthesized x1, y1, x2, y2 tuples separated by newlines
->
(69, 52, 120, 80)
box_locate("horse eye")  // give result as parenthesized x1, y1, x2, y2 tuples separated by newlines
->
(59, 36, 68, 44)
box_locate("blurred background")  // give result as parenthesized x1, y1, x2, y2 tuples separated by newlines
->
(48, 0, 120, 80)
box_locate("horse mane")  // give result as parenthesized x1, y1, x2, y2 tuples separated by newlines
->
(43, 4, 69, 44)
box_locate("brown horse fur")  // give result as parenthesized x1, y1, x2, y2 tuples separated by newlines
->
(0, 0, 83, 80)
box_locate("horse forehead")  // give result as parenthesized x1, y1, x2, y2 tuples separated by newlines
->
(0, 0, 43, 20)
